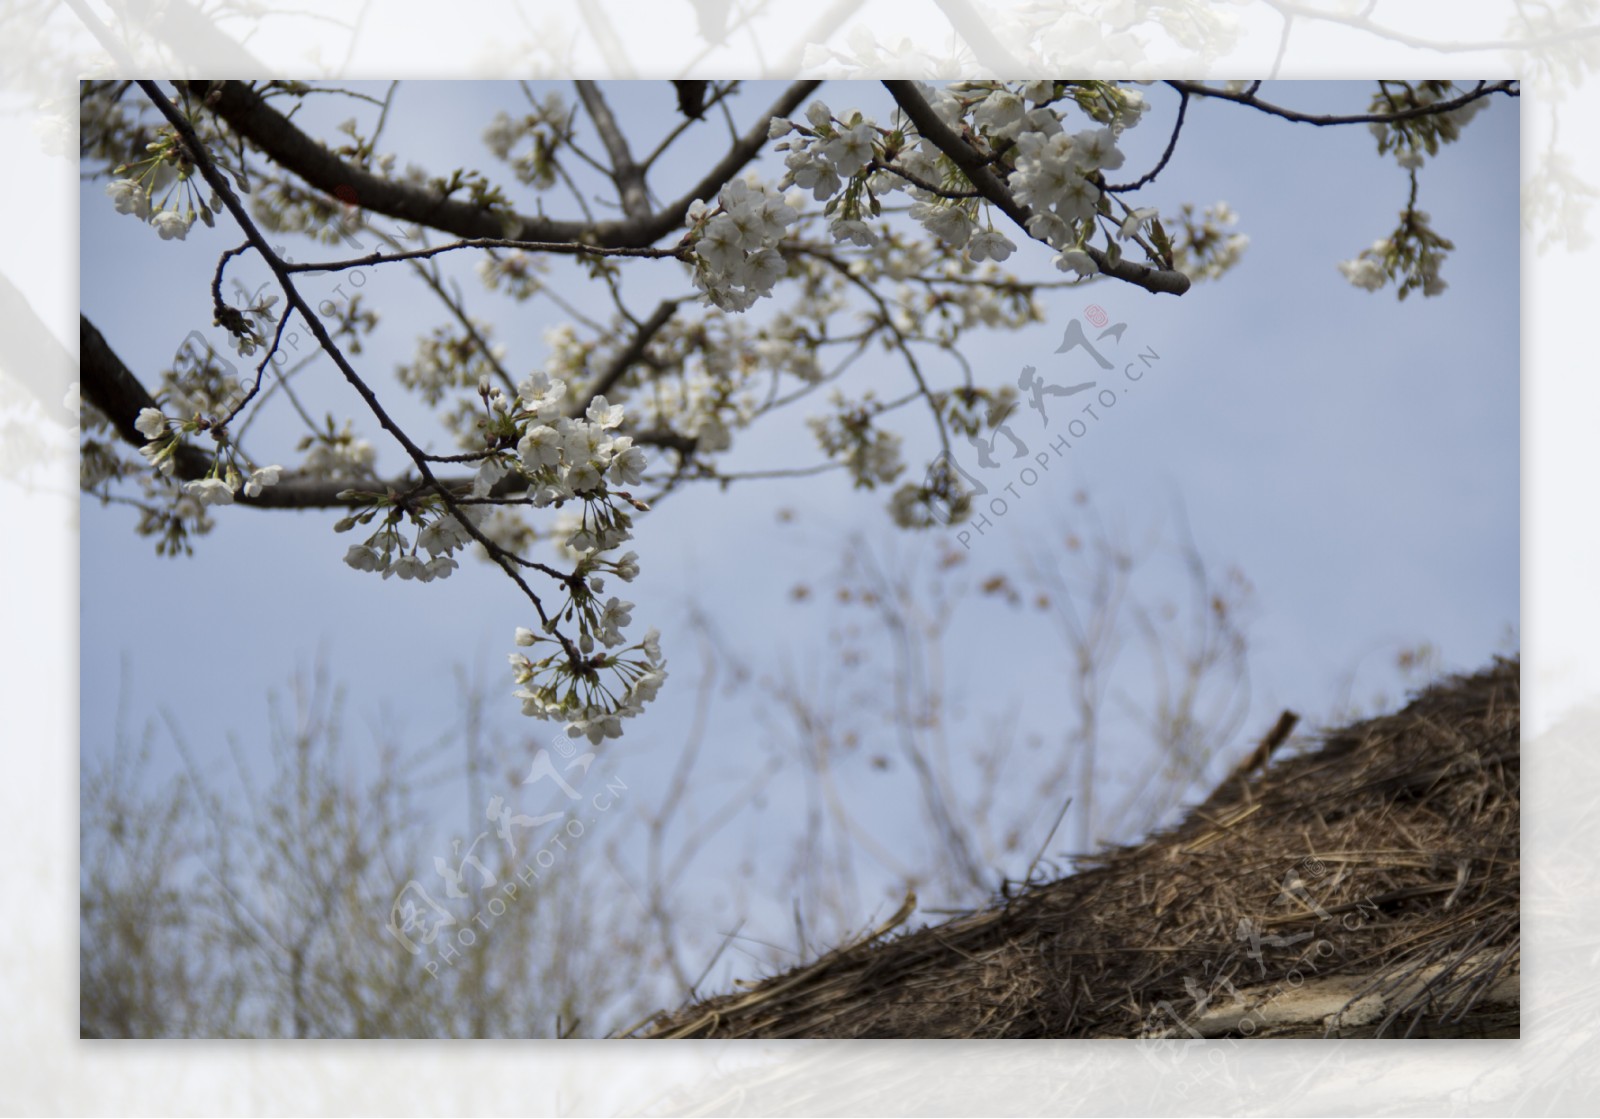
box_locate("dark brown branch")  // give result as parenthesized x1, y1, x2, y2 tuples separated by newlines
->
(80, 314, 207, 478)
(193, 79, 821, 249)
(574, 81, 651, 222)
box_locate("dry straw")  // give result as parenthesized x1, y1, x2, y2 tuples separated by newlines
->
(632, 658, 1519, 1039)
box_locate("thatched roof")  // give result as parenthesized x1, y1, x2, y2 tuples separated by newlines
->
(633, 657, 1519, 1039)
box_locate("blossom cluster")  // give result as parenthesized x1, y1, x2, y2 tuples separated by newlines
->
(1366, 81, 1492, 171)
(772, 102, 895, 249)
(806, 391, 906, 490)
(886, 385, 1018, 529)
(482, 90, 572, 191)
(687, 178, 801, 311)
(574, 306, 824, 462)
(490, 372, 649, 513)
(298, 421, 379, 479)
(1336, 207, 1454, 299)
(442, 368, 662, 740)
(774, 103, 875, 203)
(133, 406, 283, 505)
(1337, 242, 1391, 292)
(339, 499, 475, 583)
(506, 543, 663, 744)
(476, 248, 546, 301)
(769, 82, 1151, 283)
(1162, 201, 1249, 283)
(104, 126, 223, 243)
(1337, 82, 1487, 298)
(637, 367, 741, 455)
(336, 370, 649, 592)
(1010, 125, 1125, 266)
(399, 319, 509, 407)
(889, 464, 972, 530)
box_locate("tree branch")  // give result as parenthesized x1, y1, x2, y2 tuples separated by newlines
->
(79, 313, 697, 510)
(882, 81, 1192, 297)
(81, 314, 206, 478)
(139, 81, 588, 630)
(574, 80, 651, 222)
(193, 79, 821, 248)
(1163, 79, 1518, 127)
(82, 312, 426, 506)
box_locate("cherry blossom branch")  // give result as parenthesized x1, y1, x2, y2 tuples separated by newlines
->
(881, 80, 1192, 297)
(138, 81, 572, 630)
(81, 314, 207, 476)
(81, 313, 401, 507)
(882, 82, 1023, 223)
(80, 310, 697, 509)
(191, 79, 821, 248)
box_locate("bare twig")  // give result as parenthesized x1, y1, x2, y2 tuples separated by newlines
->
(1163, 79, 1517, 127)
(1104, 87, 1189, 194)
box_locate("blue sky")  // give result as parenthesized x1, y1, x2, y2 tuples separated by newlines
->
(79, 80, 1518, 990)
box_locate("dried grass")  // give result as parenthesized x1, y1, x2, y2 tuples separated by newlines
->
(632, 657, 1519, 1038)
